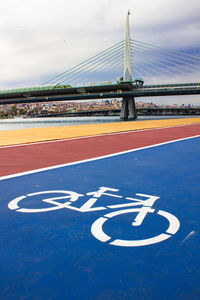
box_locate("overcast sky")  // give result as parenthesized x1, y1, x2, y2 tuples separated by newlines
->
(0, 0, 200, 104)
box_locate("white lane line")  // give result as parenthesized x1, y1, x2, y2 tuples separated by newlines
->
(0, 134, 199, 181)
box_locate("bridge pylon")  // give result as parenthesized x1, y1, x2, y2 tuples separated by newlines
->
(120, 11, 137, 120)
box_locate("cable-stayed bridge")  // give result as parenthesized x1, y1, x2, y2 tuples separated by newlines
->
(43, 39, 200, 87)
(0, 12, 200, 119)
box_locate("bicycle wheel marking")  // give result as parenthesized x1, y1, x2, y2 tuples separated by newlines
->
(91, 208, 180, 247)
(158, 210, 180, 235)
(91, 217, 111, 242)
(8, 190, 83, 213)
(110, 234, 171, 247)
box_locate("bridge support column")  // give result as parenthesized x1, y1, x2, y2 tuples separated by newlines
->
(120, 97, 137, 120)
(120, 98, 128, 120)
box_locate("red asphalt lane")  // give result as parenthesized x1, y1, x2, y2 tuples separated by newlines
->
(0, 123, 200, 177)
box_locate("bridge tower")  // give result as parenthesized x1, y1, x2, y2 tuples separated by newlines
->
(120, 11, 137, 120)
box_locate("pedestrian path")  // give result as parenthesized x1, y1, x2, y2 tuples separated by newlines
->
(0, 126, 199, 300)
(0, 117, 200, 146)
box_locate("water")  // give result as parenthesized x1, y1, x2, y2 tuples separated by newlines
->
(0, 115, 199, 131)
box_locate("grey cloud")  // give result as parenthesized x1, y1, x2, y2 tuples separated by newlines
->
(0, 0, 199, 96)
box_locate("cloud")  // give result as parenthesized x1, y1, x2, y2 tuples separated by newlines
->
(0, 0, 199, 103)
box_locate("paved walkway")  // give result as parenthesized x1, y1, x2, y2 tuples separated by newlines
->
(0, 121, 199, 300)
(1, 123, 200, 178)
(1, 117, 200, 146)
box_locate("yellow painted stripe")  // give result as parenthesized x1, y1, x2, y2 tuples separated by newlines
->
(0, 117, 200, 146)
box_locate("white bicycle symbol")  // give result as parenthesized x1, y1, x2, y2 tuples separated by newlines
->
(8, 187, 180, 247)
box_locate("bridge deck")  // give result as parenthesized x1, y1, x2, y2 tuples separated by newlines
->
(1, 82, 200, 104)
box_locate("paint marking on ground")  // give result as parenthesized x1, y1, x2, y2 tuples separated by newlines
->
(1, 134, 199, 181)
(0, 134, 199, 300)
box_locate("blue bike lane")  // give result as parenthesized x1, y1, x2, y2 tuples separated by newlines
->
(0, 136, 199, 299)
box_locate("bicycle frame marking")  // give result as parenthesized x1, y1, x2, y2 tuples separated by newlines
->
(8, 187, 180, 247)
